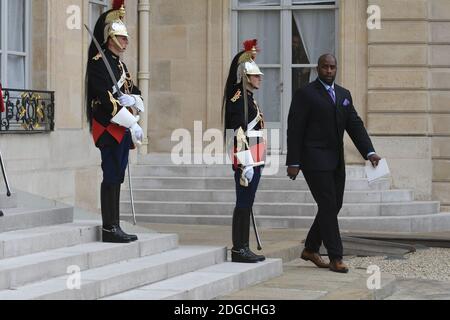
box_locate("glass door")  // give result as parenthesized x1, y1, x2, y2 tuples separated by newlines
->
(232, 0, 337, 153)
(237, 9, 281, 131)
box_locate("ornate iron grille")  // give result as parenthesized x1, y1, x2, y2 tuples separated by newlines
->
(0, 88, 55, 133)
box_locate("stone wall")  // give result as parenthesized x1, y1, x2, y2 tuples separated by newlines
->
(31, 0, 48, 90)
(148, 0, 206, 153)
(339, 0, 370, 164)
(147, 0, 229, 153)
(366, 0, 450, 205)
(429, 0, 450, 210)
(367, 0, 433, 200)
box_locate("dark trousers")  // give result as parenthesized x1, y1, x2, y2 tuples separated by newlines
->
(302, 167, 345, 260)
(234, 166, 262, 208)
(100, 131, 131, 185)
(232, 166, 262, 250)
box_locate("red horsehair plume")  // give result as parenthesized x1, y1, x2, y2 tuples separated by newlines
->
(243, 39, 258, 53)
(239, 39, 259, 64)
(113, 0, 125, 10)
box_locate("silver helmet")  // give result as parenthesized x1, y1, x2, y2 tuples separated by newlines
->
(102, 3, 128, 50)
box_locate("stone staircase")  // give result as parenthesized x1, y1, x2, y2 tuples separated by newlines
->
(0, 191, 282, 300)
(119, 154, 450, 233)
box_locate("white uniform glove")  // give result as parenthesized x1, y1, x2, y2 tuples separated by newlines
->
(131, 122, 143, 145)
(131, 95, 145, 112)
(243, 166, 254, 184)
(118, 94, 136, 107)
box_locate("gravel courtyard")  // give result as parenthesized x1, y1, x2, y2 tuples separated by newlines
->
(347, 247, 450, 282)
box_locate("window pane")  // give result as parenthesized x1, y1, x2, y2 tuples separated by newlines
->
(0, 3, 2, 47)
(292, 9, 335, 67)
(254, 68, 280, 122)
(8, 55, 25, 89)
(292, 0, 335, 4)
(238, 0, 281, 6)
(292, 68, 314, 93)
(292, 20, 309, 64)
(238, 11, 280, 64)
(90, 3, 106, 29)
(8, 0, 25, 52)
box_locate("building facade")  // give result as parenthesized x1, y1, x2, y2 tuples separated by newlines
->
(0, 0, 449, 213)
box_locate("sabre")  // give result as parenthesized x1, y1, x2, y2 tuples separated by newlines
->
(127, 160, 137, 225)
(0, 148, 11, 197)
(250, 209, 262, 250)
(84, 24, 123, 97)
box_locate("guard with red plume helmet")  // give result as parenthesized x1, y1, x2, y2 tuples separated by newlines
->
(222, 39, 266, 263)
(85, 0, 144, 244)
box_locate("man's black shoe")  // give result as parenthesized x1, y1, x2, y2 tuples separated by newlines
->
(231, 248, 260, 263)
(102, 227, 131, 243)
(245, 247, 265, 262)
(0, 210, 3, 217)
(116, 226, 138, 242)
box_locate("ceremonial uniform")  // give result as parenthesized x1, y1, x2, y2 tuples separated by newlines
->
(226, 88, 264, 209)
(88, 49, 141, 151)
(86, 1, 144, 243)
(223, 40, 266, 263)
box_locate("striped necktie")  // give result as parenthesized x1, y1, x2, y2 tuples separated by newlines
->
(327, 87, 336, 104)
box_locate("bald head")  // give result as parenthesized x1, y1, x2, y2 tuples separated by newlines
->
(317, 54, 337, 85)
(318, 54, 337, 66)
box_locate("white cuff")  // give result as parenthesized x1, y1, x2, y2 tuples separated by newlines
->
(110, 107, 138, 128)
(132, 95, 145, 112)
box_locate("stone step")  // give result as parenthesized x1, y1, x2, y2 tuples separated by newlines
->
(102, 259, 283, 300)
(120, 201, 439, 217)
(0, 222, 100, 260)
(130, 176, 391, 191)
(0, 193, 17, 209)
(130, 164, 367, 179)
(121, 189, 414, 203)
(0, 233, 178, 291)
(0, 206, 74, 233)
(0, 245, 225, 300)
(120, 212, 450, 233)
(138, 153, 183, 165)
(137, 153, 289, 165)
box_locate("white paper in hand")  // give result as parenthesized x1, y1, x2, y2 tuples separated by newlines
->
(365, 158, 390, 183)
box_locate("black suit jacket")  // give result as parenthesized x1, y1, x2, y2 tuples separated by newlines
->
(286, 79, 375, 171)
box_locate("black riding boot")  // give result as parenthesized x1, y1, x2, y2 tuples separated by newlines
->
(101, 183, 130, 243)
(113, 184, 138, 242)
(231, 207, 261, 263)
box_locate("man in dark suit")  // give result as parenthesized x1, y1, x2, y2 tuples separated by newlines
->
(286, 54, 381, 273)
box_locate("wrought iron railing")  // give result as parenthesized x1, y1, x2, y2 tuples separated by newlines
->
(0, 88, 55, 133)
